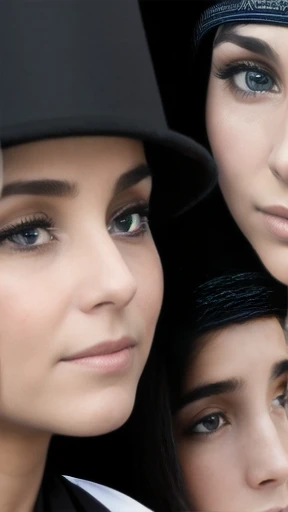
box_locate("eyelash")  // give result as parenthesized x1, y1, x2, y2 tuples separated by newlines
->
(0, 215, 56, 253)
(0, 201, 150, 254)
(109, 201, 150, 238)
(183, 412, 228, 438)
(182, 388, 288, 439)
(214, 60, 280, 98)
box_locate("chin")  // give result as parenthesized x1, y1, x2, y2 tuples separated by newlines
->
(54, 386, 137, 438)
(252, 242, 288, 286)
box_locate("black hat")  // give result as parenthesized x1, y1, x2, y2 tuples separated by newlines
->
(0, 0, 216, 218)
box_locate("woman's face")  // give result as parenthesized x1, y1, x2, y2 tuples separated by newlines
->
(174, 318, 288, 512)
(0, 136, 163, 437)
(206, 24, 288, 285)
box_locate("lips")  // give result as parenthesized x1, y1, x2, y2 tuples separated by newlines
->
(62, 337, 137, 361)
(260, 205, 288, 220)
(262, 508, 288, 512)
(258, 205, 288, 240)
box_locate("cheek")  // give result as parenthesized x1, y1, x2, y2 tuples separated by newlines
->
(129, 240, 163, 331)
(0, 266, 68, 385)
(177, 440, 237, 511)
(206, 81, 269, 195)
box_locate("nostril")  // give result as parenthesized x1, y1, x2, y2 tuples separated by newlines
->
(259, 479, 275, 486)
(270, 167, 282, 180)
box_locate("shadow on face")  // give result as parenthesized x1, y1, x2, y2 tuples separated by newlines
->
(175, 317, 288, 512)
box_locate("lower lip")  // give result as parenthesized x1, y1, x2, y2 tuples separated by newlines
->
(262, 212, 288, 240)
(62, 347, 135, 372)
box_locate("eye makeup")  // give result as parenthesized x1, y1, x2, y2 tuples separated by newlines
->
(213, 60, 280, 98)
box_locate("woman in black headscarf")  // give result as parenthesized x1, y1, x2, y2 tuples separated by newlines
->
(194, 0, 288, 285)
(0, 1, 215, 511)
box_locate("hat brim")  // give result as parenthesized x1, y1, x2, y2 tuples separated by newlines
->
(1, 116, 217, 219)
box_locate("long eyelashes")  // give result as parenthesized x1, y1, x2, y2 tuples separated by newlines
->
(109, 201, 150, 237)
(0, 200, 151, 254)
(0, 215, 56, 253)
(183, 412, 228, 438)
(214, 60, 280, 98)
(181, 386, 288, 439)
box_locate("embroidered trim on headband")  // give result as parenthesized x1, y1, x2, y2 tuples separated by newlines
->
(194, 0, 288, 47)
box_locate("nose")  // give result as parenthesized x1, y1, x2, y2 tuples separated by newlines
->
(268, 107, 288, 186)
(73, 228, 137, 313)
(245, 420, 288, 490)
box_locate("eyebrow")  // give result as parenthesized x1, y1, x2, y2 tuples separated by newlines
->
(1, 164, 151, 200)
(114, 164, 152, 195)
(1, 179, 78, 198)
(177, 378, 243, 411)
(213, 32, 280, 67)
(271, 359, 288, 380)
(177, 359, 288, 412)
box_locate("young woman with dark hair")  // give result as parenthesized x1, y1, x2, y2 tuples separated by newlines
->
(0, 1, 215, 511)
(129, 270, 288, 512)
(193, 0, 288, 285)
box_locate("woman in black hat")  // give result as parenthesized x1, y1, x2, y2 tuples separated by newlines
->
(193, 0, 288, 285)
(0, 1, 215, 511)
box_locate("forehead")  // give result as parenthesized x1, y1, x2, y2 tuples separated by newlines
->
(183, 317, 287, 390)
(216, 22, 288, 45)
(2, 136, 145, 183)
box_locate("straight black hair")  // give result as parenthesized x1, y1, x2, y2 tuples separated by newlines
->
(129, 271, 288, 512)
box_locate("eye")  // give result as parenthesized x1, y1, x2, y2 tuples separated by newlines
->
(109, 203, 149, 237)
(215, 61, 280, 96)
(113, 213, 142, 234)
(189, 413, 227, 435)
(234, 69, 277, 94)
(9, 227, 52, 247)
(272, 389, 288, 416)
(0, 216, 56, 252)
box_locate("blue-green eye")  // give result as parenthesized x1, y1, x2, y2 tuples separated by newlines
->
(0, 217, 55, 251)
(215, 61, 280, 96)
(272, 390, 288, 417)
(235, 69, 276, 93)
(8, 227, 52, 247)
(109, 203, 149, 237)
(189, 413, 226, 435)
(113, 213, 143, 234)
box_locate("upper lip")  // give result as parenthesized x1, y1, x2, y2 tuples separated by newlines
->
(62, 337, 136, 361)
(262, 508, 288, 512)
(260, 205, 288, 220)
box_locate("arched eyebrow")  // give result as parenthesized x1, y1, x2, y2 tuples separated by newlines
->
(1, 179, 79, 198)
(271, 359, 288, 380)
(114, 164, 152, 195)
(176, 378, 244, 411)
(176, 359, 288, 412)
(213, 30, 280, 67)
(1, 164, 152, 199)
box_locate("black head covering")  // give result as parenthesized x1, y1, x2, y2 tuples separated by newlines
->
(195, 0, 288, 49)
(0, 0, 217, 218)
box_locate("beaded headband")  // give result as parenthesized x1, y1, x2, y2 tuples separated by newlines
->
(194, 0, 288, 48)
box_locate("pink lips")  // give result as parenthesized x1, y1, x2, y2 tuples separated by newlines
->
(61, 337, 137, 372)
(260, 205, 288, 240)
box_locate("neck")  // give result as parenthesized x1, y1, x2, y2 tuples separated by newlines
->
(0, 420, 51, 512)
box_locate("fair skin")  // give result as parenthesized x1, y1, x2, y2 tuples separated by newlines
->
(0, 136, 163, 512)
(206, 24, 288, 285)
(174, 317, 288, 512)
